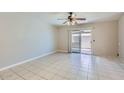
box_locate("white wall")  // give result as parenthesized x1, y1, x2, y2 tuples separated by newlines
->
(57, 27, 69, 52)
(57, 21, 118, 56)
(119, 14, 124, 58)
(0, 13, 57, 69)
(92, 21, 118, 56)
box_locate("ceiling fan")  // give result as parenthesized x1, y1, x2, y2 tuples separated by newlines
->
(58, 12, 86, 25)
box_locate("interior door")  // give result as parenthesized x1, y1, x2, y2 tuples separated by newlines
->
(71, 31, 81, 53)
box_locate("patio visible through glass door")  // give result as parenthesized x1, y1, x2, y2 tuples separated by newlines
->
(71, 30, 92, 55)
(81, 30, 92, 55)
(71, 31, 81, 53)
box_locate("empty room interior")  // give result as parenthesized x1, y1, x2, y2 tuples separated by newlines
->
(0, 12, 124, 80)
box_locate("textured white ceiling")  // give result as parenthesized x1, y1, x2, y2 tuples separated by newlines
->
(49, 12, 123, 25)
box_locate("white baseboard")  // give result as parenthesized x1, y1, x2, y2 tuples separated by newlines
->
(0, 51, 57, 71)
(57, 50, 68, 53)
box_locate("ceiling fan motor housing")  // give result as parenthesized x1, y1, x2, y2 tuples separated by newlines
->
(68, 12, 75, 22)
(59, 12, 86, 25)
(68, 16, 73, 22)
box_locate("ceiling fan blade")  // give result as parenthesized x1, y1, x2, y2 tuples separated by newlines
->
(76, 18, 86, 20)
(57, 18, 67, 20)
(63, 21, 67, 24)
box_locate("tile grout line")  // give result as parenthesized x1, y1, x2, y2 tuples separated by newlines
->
(10, 69, 26, 80)
(87, 62, 90, 80)
(0, 72, 4, 80)
(19, 66, 48, 80)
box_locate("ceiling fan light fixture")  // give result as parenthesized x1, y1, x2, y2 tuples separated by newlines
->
(71, 21, 75, 25)
(67, 21, 70, 25)
(66, 20, 76, 25)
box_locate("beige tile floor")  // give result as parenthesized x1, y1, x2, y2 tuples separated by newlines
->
(0, 53, 124, 80)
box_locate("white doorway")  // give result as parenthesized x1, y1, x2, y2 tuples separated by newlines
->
(71, 30, 92, 55)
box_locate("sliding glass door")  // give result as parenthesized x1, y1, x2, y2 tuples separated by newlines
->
(71, 31, 81, 53)
(71, 30, 92, 54)
(81, 31, 92, 54)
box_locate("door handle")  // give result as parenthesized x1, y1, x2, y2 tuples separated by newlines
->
(93, 40, 95, 42)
